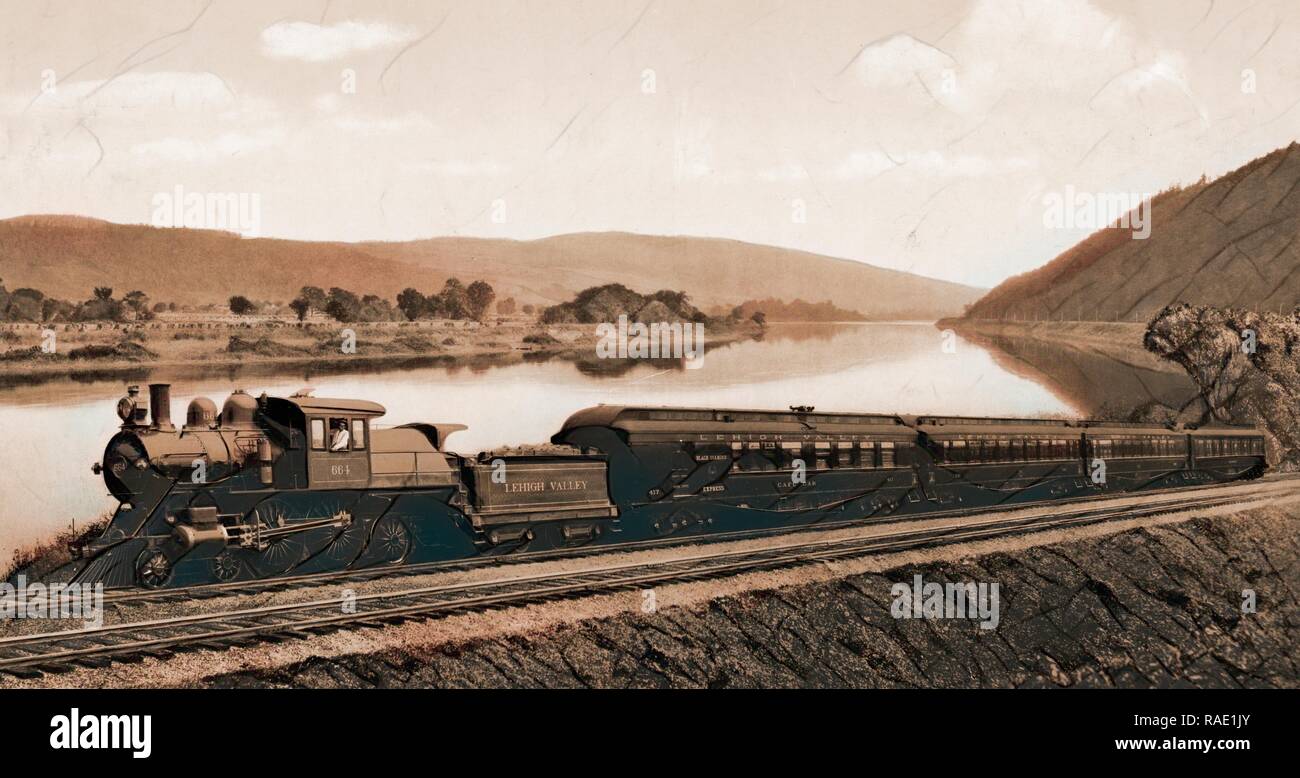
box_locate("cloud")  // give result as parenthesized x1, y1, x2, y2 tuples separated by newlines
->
(10, 71, 236, 114)
(130, 129, 283, 164)
(850, 33, 955, 89)
(330, 112, 437, 134)
(261, 20, 420, 62)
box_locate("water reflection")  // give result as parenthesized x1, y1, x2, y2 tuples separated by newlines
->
(0, 322, 1076, 560)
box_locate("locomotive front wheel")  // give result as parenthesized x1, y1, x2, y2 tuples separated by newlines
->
(211, 552, 242, 582)
(136, 550, 173, 589)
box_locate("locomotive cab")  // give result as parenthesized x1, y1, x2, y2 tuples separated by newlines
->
(261, 394, 385, 489)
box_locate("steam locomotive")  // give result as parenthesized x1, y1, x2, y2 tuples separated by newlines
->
(66, 383, 1267, 588)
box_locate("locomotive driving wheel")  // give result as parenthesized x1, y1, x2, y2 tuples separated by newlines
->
(371, 517, 411, 565)
(136, 550, 173, 589)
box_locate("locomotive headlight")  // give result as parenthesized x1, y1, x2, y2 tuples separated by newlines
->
(117, 396, 136, 422)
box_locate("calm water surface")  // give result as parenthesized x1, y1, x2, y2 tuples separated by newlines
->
(0, 323, 1078, 561)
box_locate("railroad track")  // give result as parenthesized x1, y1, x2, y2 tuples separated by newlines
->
(34, 472, 1300, 610)
(0, 479, 1293, 678)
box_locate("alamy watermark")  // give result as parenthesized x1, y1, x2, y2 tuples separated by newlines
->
(595, 314, 705, 368)
(50, 708, 151, 759)
(1043, 185, 1152, 239)
(890, 573, 1000, 630)
(151, 184, 262, 237)
(0, 576, 104, 629)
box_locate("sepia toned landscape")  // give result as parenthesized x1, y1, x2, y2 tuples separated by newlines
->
(1, 1, 1298, 724)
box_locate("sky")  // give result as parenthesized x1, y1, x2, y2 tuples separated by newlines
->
(1, 0, 1298, 288)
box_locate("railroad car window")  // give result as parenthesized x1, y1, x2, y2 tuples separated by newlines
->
(351, 419, 366, 450)
(859, 441, 876, 468)
(310, 418, 325, 450)
(814, 441, 832, 469)
(881, 440, 895, 467)
(951, 439, 967, 463)
(836, 442, 854, 467)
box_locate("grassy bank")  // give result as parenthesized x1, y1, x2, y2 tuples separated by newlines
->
(0, 314, 759, 380)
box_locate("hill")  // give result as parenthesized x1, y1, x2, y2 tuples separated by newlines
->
(0, 216, 982, 319)
(963, 142, 1300, 321)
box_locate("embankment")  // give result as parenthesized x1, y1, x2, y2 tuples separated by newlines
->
(204, 504, 1299, 689)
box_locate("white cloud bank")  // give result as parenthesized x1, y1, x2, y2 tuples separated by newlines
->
(261, 20, 419, 62)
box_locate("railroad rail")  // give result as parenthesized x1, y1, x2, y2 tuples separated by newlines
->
(1, 478, 1294, 679)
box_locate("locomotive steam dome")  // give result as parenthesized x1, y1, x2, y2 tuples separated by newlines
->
(186, 396, 218, 428)
(220, 390, 258, 428)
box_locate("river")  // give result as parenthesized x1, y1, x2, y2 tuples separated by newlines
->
(0, 322, 1079, 562)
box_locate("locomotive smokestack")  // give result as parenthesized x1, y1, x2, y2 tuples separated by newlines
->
(149, 383, 174, 431)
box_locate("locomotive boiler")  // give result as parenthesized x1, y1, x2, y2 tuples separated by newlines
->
(64, 384, 1267, 589)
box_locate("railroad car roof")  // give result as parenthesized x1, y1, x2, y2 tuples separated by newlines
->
(1070, 425, 1187, 437)
(916, 415, 1078, 428)
(1186, 425, 1262, 437)
(557, 405, 908, 435)
(917, 423, 1090, 437)
(283, 396, 386, 416)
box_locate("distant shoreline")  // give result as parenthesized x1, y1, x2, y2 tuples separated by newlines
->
(0, 316, 764, 385)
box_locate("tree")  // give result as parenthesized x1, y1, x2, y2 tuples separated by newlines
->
(466, 280, 496, 321)
(298, 286, 327, 313)
(422, 294, 444, 319)
(289, 297, 311, 322)
(439, 278, 468, 319)
(496, 297, 517, 315)
(359, 294, 397, 321)
(228, 295, 256, 315)
(397, 288, 427, 321)
(521, 303, 535, 315)
(124, 290, 150, 316)
(750, 311, 767, 328)
(93, 286, 113, 301)
(325, 287, 361, 322)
